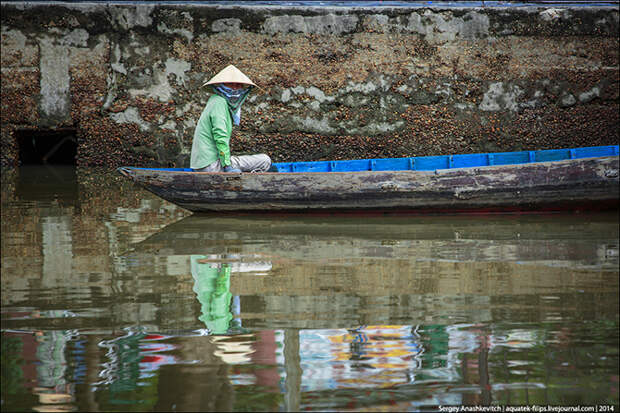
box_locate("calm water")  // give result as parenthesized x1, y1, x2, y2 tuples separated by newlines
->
(1, 165, 619, 412)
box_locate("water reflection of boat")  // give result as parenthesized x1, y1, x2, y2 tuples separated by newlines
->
(121, 213, 620, 330)
(132, 214, 619, 269)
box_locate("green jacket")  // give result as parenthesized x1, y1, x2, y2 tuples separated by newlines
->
(190, 94, 232, 169)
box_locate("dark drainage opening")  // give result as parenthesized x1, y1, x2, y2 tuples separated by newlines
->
(16, 128, 77, 165)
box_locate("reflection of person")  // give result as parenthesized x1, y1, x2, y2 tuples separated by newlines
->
(190, 65, 273, 173)
(191, 257, 242, 335)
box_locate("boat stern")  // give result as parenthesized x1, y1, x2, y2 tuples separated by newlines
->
(117, 166, 135, 179)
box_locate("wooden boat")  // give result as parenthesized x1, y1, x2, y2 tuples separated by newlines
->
(118, 145, 619, 213)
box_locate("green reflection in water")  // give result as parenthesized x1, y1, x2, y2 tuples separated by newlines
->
(192, 259, 234, 335)
(192, 259, 246, 335)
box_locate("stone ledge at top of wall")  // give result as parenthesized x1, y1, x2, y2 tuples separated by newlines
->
(260, 11, 489, 38)
(1, 3, 618, 37)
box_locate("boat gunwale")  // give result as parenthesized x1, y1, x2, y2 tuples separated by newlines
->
(119, 153, 620, 176)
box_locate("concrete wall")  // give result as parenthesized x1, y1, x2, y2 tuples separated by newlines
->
(1, 2, 618, 167)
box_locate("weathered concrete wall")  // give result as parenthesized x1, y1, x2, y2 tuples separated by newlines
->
(1, 2, 618, 167)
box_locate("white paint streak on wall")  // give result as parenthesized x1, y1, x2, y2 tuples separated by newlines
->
(39, 36, 70, 121)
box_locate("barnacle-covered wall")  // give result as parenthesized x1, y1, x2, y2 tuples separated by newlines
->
(1, 3, 618, 167)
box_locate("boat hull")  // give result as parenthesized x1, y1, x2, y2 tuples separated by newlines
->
(119, 156, 619, 213)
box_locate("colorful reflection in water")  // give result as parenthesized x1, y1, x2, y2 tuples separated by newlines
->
(302, 326, 424, 390)
(1, 167, 618, 411)
(8, 321, 616, 411)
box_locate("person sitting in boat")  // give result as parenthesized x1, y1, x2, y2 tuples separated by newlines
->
(190, 64, 273, 173)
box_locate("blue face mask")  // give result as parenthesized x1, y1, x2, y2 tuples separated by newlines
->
(231, 107, 241, 126)
(213, 85, 251, 125)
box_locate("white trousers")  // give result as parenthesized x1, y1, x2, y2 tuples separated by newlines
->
(193, 154, 271, 172)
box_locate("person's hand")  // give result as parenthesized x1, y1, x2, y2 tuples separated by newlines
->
(223, 166, 242, 173)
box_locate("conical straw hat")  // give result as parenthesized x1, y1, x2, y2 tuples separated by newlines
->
(203, 65, 257, 87)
